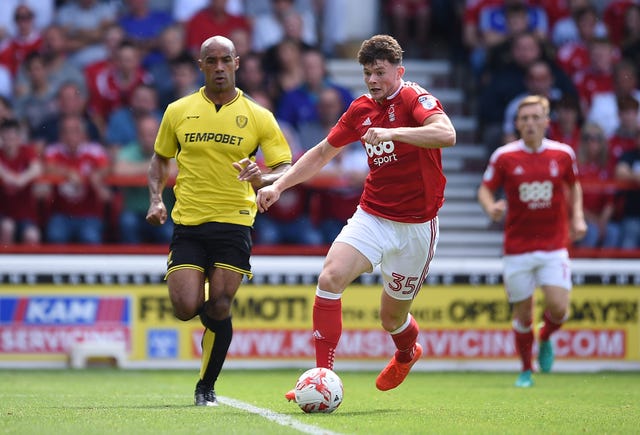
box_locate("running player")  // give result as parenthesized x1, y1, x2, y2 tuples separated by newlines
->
(477, 94, 587, 387)
(257, 34, 456, 394)
(146, 35, 292, 406)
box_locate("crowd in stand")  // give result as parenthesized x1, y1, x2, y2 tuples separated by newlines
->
(466, 0, 640, 251)
(0, 0, 638, 251)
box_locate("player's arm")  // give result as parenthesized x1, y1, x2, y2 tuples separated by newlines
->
(361, 113, 456, 149)
(477, 183, 506, 223)
(233, 158, 291, 191)
(146, 152, 171, 226)
(256, 139, 342, 212)
(568, 181, 587, 242)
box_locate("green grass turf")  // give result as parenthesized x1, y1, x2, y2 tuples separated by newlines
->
(1, 369, 638, 435)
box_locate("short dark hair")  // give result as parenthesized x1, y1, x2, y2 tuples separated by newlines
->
(357, 34, 403, 66)
(0, 118, 21, 131)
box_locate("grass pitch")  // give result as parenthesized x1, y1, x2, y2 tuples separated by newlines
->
(1, 369, 638, 435)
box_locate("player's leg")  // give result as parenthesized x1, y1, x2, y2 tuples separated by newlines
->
(375, 215, 437, 391)
(375, 296, 422, 391)
(314, 241, 372, 369)
(511, 297, 535, 387)
(503, 253, 537, 387)
(195, 267, 243, 406)
(537, 250, 572, 373)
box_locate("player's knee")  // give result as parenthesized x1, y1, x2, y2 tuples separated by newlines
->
(204, 297, 232, 319)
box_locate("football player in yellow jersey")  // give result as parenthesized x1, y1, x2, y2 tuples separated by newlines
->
(146, 35, 292, 406)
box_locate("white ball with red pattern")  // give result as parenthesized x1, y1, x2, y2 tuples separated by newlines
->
(294, 367, 343, 413)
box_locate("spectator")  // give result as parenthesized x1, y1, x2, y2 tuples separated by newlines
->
(14, 52, 57, 137)
(263, 37, 306, 105)
(251, 0, 317, 53)
(462, 0, 504, 77)
(383, 0, 431, 58)
(602, 0, 637, 47)
(113, 114, 174, 244)
(55, 0, 119, 68)
(551, 0, 608, 48)
(614, 130, 640, 249)
(250, 88, 322, 246)
(502, 60, 566, 143)
(34, 81, 101, 150)
(478, 32, 574, 153)
(572, 37, 618, 114)
(105, 83, 162, 150)
(0, 5, 42, 77)
(184, 0, 251, 57)
(300, 87, 368, 243)
(548, 94, 583, 153)
(157, 51, 201, 109)
(620, 4, 640, 78)
(276, 47, 353, 132)
(555, 5, 608, 78)
(0, 0, 54, 37)
(587, 60, 640, 138)
(43, 115, 111, 244)
(607, 95, 640, 174)
(575, 122, 620, 249)
(118, 0, 175, 68)
(86, 40, 154, 131)
(145, 24, 190, 102)
(0, 118, 42, 245)
(236, 51, 268, 99)
(481, 0, 548, 49)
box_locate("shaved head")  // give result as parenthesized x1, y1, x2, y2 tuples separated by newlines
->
(200, 35, 236, 59)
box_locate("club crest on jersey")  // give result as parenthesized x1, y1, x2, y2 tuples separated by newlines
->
(388, 104, 395, 122)
(549, 159, 559, 177)
(418, 95, 436, 110)
(236, 115, 248, 128)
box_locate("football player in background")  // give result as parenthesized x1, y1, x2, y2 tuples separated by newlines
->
(477, 95, 587, 387)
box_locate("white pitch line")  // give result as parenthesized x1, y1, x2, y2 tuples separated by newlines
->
(218, 396, 345, 435)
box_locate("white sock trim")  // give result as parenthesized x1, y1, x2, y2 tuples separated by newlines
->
(512, 319, 532, 333)
(390, 314, 412, 335)
(316, 288, 342, 300)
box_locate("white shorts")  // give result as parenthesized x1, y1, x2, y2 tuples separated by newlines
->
(503, 249, 572, 303)
(334, 206, 439, 300)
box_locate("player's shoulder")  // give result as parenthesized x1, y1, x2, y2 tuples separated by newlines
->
(542, 137, 576, 158)
(165, 89, 203, 113)
(490, 140, 523, 161)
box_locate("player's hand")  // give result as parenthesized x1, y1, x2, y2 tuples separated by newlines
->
(146, 200, 167, 226)
(486, 199, 506, 222)
(570, 216, 587, 242)
(361, 127, 392, 146)
(233, 157, 264, 190)
(256, 185, 281, 213)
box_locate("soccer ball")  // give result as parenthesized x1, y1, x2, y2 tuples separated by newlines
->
(293, 367, 343, 413)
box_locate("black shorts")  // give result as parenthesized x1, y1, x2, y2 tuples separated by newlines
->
(166, 222, 253, 278)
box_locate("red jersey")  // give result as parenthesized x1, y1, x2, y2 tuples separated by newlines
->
(44, 142, 110, 218)
(578, 162, 614, 215)
(481, 138, 578, 254)
(185, 10, 251, 53)
(607, 134, 636, 173)
(0, 144, 39, 221)
(327, 81, 446, 223)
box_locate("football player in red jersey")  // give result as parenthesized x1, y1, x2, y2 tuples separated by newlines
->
(257, 34, 456, 394)
(478, 95, 587, 387)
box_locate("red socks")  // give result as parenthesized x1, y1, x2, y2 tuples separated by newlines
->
(513, 321, 534, 372)
(313, 295, 342, 369)
(539, 310, 564, 341)
(391, 315, 419, 363)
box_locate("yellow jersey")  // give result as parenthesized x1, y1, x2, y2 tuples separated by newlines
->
(155, 87, 291, 226)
